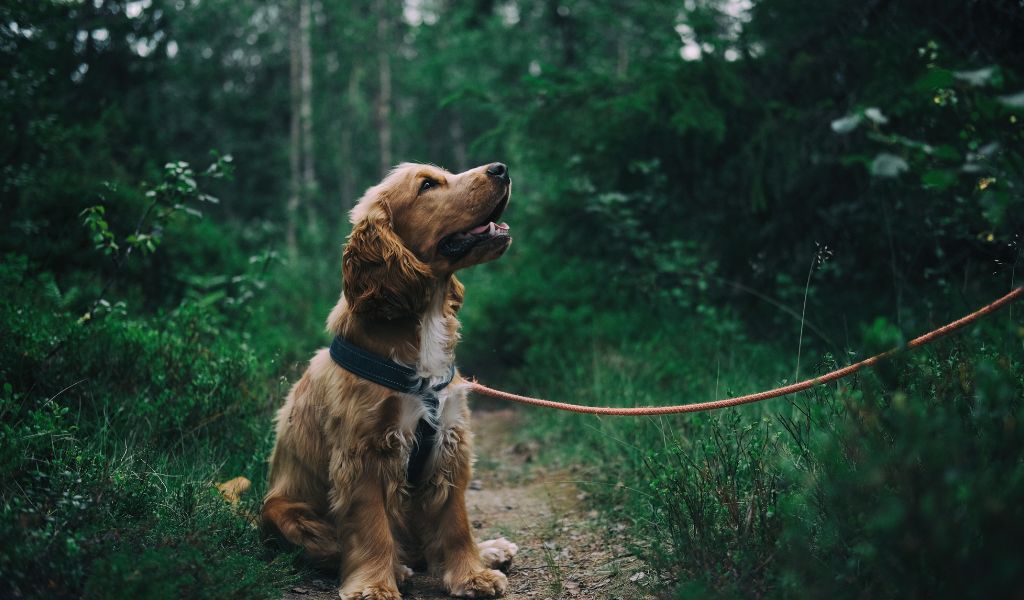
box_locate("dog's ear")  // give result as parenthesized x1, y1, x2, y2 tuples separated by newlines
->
(343, 201, 432, 320)
(445, 275, 465, 318)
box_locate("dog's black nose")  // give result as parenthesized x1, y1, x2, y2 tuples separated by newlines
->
(486, 162, 508, 180)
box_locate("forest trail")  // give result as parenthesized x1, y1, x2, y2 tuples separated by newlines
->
(282, 407, 653, 600)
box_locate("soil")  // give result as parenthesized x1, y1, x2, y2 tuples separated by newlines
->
(281, 407, 653, 600)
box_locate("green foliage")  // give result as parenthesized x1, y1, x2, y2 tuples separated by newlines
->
(0, 253, 298, 599)
(81, 206, 120, 256)
(642, 413, 782, 598)
(773, 330, 1024, 598)
(0, 147, 308, 597)
(3, 0, 1024, 598)
(513, 315, 1023, 599)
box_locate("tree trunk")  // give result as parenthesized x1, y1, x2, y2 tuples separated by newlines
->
(339, 64, 362, 211)
(374, 0, 392, 176)
(286, 0, 302, 257)
(299, 0, 317, 234)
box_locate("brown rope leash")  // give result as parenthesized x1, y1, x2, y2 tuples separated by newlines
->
(469, 287, 1023, 416)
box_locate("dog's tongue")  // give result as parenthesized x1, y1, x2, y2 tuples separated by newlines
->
(469, 223, 491, 234)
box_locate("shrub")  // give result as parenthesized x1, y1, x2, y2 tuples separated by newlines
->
(0, 255, 297, 599)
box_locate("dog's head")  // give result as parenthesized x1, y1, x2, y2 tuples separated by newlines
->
(343, 162, 512, 319)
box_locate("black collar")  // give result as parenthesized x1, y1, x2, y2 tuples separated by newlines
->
(328, 335, 455, 485)
(329, 335, 455, 395)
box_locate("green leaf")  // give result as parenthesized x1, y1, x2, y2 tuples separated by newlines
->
(869, 153, 908, 178)
(931, 145, 961, 161)
(863, 107, 888, 125)
(921, 169, 958, 191)
(913, 68, 954, 92)
(997, 90, 1024, 108)
(953, 66, 998, 87)
(830, 113, 862, 134)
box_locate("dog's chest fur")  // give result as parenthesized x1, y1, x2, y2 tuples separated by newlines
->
(396, 287, 465, 447)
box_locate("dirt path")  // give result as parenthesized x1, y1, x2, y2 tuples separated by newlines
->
(283, 407, 652, 600)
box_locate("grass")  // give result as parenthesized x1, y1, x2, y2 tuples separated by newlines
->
(499, 305, 1024, 599)
(0, 255, 307, 599)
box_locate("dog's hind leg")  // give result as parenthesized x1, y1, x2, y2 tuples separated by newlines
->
(261, 495, 341, 568)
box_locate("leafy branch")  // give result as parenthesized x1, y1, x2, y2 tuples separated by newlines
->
(77, 154, 233, 324)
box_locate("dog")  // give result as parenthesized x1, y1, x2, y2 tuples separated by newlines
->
(262, 162, 518, 599)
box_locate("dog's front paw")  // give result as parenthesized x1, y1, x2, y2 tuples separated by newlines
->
(478, 537, 518, 572)
(338, 583, 402, 600)
(446, 568, 507, 598)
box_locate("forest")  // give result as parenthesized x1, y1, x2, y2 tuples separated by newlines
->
(2, 0, 1023, 598)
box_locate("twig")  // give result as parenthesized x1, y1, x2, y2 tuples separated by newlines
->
(794, 252, 816, 382)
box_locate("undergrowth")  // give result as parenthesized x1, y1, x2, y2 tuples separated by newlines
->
(0, 157, 329, 599)
(503, 302, 1024, 599)
(0, 254, 305, 599)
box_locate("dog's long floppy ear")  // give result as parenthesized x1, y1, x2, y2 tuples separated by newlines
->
(445, 275, 465, 318)
(343, 200, 432, 320)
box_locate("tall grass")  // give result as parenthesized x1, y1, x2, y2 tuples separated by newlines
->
(485, 298, 1024, 598)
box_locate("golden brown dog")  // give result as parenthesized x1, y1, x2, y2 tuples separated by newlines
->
(262, 162, 517, 599)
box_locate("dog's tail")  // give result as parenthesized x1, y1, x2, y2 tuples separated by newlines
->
(216, 476, 252, 505)
(261, 495, 342, 568)
(215, 476, 259, 526)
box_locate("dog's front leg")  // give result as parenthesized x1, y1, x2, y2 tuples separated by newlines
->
(418, 426, 508, 598)
(332, 447, 405, 600)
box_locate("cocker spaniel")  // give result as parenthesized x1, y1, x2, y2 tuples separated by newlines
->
(262, 162, 518, 599)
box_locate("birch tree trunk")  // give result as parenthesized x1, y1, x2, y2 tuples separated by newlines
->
(299, 0, 317, 234)
(374, 0, 392, 176)
(286, 0, 317, 253)
(286, 0, 302, 256)
(339, 64, 362, 211)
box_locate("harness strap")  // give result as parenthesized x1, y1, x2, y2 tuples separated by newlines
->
(328, 336, 455, 485)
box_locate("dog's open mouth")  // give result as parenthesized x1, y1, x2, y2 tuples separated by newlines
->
(438, 193, 510, 260)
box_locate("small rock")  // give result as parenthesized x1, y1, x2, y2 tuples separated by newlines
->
(472, 519, 483, 529)
(469, 479, 484, 490)
(290, 586, 310, 594)
(629, 571, 646, 583)
(311, 579, 334, 591)
(564, 579, 582, 596)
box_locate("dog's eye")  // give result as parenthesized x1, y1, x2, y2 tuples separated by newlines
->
(419, 178, 437, 194)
